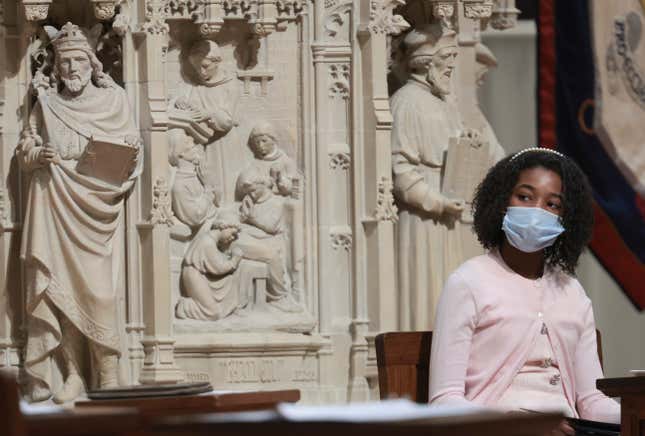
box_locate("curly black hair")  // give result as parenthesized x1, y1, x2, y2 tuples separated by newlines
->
(472, 150, 594, 275)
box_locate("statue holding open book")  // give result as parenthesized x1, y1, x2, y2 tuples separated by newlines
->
(16, 22, 142, 403)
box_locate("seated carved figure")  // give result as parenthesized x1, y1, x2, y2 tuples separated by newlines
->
(235, 167, 302, 313)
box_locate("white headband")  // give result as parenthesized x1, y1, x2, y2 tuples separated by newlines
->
(510, 147, 565, 161)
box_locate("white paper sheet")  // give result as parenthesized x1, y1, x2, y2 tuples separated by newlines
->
(277, 398, 489, 422)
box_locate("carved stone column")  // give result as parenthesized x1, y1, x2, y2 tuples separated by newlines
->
(0, 0, 26, 371)
(134, 0, 183, 384)
(356, 0, 408, 398)
(312, 0, 356, 401)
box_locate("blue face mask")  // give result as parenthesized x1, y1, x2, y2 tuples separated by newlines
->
(501, 207, 565, 253)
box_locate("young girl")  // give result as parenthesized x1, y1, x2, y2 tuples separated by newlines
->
(429, 148, 620, 434)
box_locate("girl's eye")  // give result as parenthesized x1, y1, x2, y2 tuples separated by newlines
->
(548, 202, 561, 210)
(517, 194, 530, 201)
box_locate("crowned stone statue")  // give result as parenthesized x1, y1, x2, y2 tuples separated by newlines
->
(16, 22, 142, 403)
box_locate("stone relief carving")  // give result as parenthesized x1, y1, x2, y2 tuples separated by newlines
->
(431, 2, 455, 30)
(463, 0, 494, 19)
(113, 5, 132, 36)
(150, 177, 176, 227)
(276, 0, 304, 20)
(0, 186, 9, 228)
(490, 1, 520, 30)
(374, 177, 398, 222)
(139, 0, 170, 35)
(170, 39, 238, 199)
(324, 2, 351, 40)
(92, 1, 119, 20)
(329, 63, 350, 99)
(0, 99, 4, 135)
(369, 0, 410, 36)
(325, 0, 338, 8)
(173, 122, 312, 328)
(168, 0, 202, 19)
(23, 3, 50, 22)
(329, 152, 351, 170)
(16, 22, 142, 403)
(167, 36, 312, 331)
(330, 227, 352, 250)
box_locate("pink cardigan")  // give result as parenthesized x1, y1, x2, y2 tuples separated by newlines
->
(429, 251, 620, 423)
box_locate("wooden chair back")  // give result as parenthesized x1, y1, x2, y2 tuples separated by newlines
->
(376, 329, 604, 404)
(375, 331, 432, 403)
(0, 370, 26, 436)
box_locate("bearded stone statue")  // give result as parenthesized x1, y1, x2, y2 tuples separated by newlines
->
(390, 23, 466, 330)
(16, 22, 142, 403)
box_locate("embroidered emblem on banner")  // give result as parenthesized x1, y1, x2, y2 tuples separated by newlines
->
(607, 12, 645, 110)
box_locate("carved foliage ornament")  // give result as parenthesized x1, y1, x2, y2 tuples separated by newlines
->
(276, 0, 303, 19)
(463, 0, 494, 19)
(432, 2, 455, 30)
(330, 228, 353, 250)
(324, 2, 351, 39)
(369, 0, 410, 36)
(140, 0, 170, 35)
(168, 0, 202, 19)
(0, 186, 9, 230)
(490, 1, 520, 30)
(374, 177, 398, 222)
(92, 1, 118, 20)
(329, 152, 351, 170)
(329, 63, 350, 99)
(24, 3, 50, 21)
(150, 177, 175, 226)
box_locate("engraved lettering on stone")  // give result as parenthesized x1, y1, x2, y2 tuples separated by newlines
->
(292, 358, 317, 381)
(221, 359, 282, 383)
(185, 371, 211, 382)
